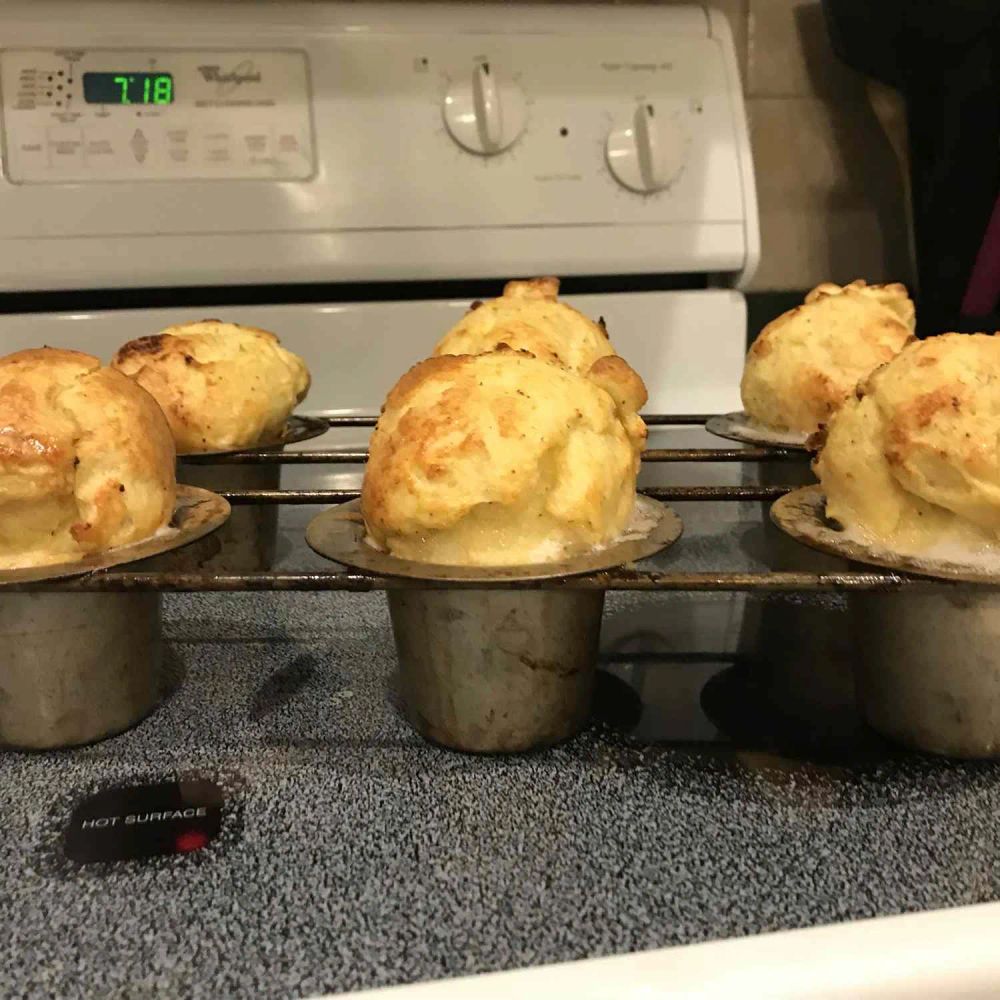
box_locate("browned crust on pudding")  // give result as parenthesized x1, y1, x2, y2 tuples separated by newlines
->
(588, 355, 648, 413)
(740, 278, 914, 434)
(0, 348, 176, 568)
(361, 349, 648, 564)
(111, 320, 310, 454)
(815, 331, 1000, 550)
(434, 276, 617, 377)
(503, 276, 561, 300)
(112, 334, 167, 362)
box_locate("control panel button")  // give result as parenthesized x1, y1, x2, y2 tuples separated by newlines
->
(606, 102, 689, 193)
(11, 127, 46, 171)
(85, 136, 115, 159)
(48, 127, 84, 166)
(443, 61, 526, 155)
(130, 128, 149, 164)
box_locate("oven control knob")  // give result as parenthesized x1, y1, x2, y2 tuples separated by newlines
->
(443, 62, 527, 155)
(606, 102, 688, 193)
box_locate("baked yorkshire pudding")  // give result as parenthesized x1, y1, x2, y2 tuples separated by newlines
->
(741, 279, 914, 435)
(112, 320, 310, 454)
(0, 348, 176, 569)
(361, 348, 648, 566)
(816, 332, 1000, 554)
(433, 277, 616, 375)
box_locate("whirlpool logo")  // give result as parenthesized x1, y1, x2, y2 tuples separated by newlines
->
(197, 60, 262, 93)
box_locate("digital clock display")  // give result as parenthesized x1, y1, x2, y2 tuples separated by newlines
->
(83, 72, 173, 105)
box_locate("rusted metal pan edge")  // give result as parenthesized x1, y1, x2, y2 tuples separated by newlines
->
(1, 569, 964, 595)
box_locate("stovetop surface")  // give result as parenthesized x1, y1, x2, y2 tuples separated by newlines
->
(4, 480, 1000, 998)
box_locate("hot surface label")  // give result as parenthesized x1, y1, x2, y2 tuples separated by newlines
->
(63, 778, 224, 863)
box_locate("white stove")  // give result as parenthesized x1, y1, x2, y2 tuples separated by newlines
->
(9, 4, 939, 999)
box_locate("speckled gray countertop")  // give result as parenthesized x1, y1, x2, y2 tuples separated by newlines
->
(4, 442, 1000, 999)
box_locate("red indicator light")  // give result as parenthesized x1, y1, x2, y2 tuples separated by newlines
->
(175, 829, 210, 854)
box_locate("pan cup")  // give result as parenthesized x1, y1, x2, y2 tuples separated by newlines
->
(389, 588, 605, 752)
(175, 415, 327, 572)
(307, 497, 682, 754)
(0, 486, 230, 750)
(773, 485, 1000, 758)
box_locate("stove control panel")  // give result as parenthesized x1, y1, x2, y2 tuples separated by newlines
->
(0, 2, 758, 290)
(1, 49, 314, 182)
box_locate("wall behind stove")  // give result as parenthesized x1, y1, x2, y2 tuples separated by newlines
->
(728, 0, 912, 292)
(372, 0, 914, 293)
(620, 0, 910, 291)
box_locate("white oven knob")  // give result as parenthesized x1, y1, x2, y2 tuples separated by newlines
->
(443, 62, 526, 155)
(606, 102, 687, 193)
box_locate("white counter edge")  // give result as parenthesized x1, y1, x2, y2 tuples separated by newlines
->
(316, 901, 1000, 999)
